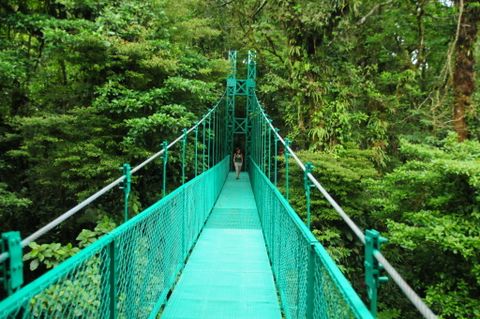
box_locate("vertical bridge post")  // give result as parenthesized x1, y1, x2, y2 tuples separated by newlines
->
(0, 231, 23, 297)
(202, 121, 206, 172)
(122, 163, 131, 223)
(274, 128, 279, 186)
(207, 112, 211, 169)
(108, 240, 117, 319)
(267, 119, 272, 180)
(181, 128, 187, 184)
(246, 50, 256, 170)
(365, 229, 388, 317)
(226, 51, 237, 158)
(304, 162, 314, 229)
(194, 126, 198, 176)
(284, 138, 291, 201)
(162, 141, 168, 197)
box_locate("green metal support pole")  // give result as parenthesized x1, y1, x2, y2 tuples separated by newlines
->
(257, 116, 260, 168)
(122, 163, 131, 223)
(285, 138, 291, 201)
(109, 240, 117, 319)
(365, 229, 388, 318)
(202, 120, 206, 172)
(207, 113, 211, 169)
(194, 126, 198, 176)
(262, 119, 267, 173)
(213, 112, 216, 166)
(216, 109, 220, 163)
(223, 101, 228, 161)
(259, 114, 262, 167)
(304, 162, 314, 229)
(181, 128, 187, 184)
(218, 110, 222, 161)
(215, 109, 219, 164)
(274, 128, 279, 186)
(0, 231, 23, 296)
(162, 141, 168, 198)
(252, 113, 256, 164)
(305, 242, 316, 319)
(267, 119, 272, 181)
(211, 111, 216, 166)
(255, 113, 259, 165)
(223, 106, 227, 159)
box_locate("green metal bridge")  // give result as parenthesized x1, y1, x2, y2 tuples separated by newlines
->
(0, 51, 437, 319)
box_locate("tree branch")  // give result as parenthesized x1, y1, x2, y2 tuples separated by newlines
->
(252, 0, 267, 20)
(356, 0, 393, 25)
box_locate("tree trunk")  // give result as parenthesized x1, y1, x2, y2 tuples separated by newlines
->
(416, 0, 427, 85)
(453, 0, 480, 141)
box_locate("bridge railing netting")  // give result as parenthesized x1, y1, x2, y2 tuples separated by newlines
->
(249, 159, 373, 319)
(0, 157, 229, 319)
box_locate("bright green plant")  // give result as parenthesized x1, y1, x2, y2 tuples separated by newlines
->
(369, 134, 480, 318)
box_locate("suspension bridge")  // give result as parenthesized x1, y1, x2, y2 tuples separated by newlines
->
(0, 51, 437, 319)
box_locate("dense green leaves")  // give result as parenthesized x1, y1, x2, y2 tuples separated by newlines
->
(369, 135, 480, 317)
(0, 0, 226, 239)
(1, 0, 480, 318)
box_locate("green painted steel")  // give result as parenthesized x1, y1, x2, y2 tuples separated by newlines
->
(194, 126, 198, 176)
(207, 114, 211, 169)
(181, 128, 187, 184)
(226, 51, 236, 157)
(202, 120, 206, 172)
(249, 160, 373, 319)
(162, 172, 281, 318)
(122, 163, 131, 222)
(284, 138, 291, 201)
(365, 229, 388, 317)
(267, 119, 272, 180)
(0, 232, 23, 296)
(304, 162, 314, 230)
(162, 140, 168, 197)
(274, 128, 279, 186)
(0, 157, 229, 319)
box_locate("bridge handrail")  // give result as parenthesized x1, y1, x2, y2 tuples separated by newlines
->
(253, 94, 437, 319)
(250, 158, 374, 319)
(0, 93, 226, 264)
(0, 157, 230, 318)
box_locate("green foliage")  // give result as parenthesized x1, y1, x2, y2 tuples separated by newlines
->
(278, 146, 378, 272)
(76, 216, 116, 248)
(0, 0, 226, 237)
(23, 216, 116, 272)
(23, 242, 80, 271)
(369, 134, 480, 317)
(1, 0, 480, 317)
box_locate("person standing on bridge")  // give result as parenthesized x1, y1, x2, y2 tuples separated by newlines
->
(233, 147, 243, 179)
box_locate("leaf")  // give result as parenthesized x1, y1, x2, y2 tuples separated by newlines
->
(30, 259, 39, 271)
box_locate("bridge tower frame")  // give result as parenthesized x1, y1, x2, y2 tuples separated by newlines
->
(225, 50, 256, 169)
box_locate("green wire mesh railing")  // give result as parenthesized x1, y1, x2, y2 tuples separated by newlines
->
(249, 159, 373, 319)
(248, 84, 437, 318)
(0, 157, 229, 319)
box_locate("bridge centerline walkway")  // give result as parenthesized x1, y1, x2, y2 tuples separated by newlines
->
(162, 172, 282, 319)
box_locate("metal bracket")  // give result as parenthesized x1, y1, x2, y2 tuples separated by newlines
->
(1, 231, 23, 296)
(365, 229, 388, 317)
